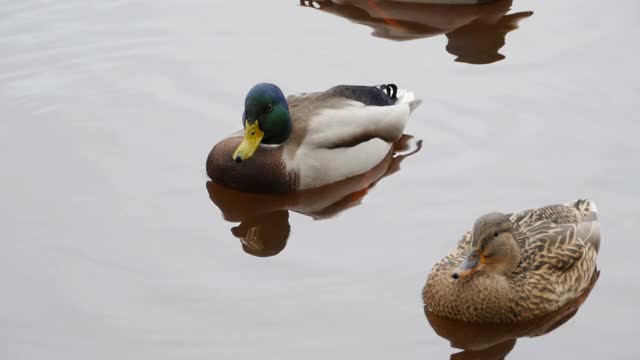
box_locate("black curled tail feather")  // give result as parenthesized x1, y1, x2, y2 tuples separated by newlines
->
(380, 84, 398, 100)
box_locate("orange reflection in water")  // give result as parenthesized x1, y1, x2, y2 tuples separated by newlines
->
(207, 135, 422, 257)
(366, 0, 402, 28)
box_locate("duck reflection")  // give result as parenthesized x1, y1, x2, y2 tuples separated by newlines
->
(424, 269, 600, 359)
(207, 135, 422, 257)
(300, 0, 533, 64)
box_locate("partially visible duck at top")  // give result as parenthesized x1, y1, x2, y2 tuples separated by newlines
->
(300, 0, 533, 65)
(206, 83, 421, 193)
(423, 199, 601, 323)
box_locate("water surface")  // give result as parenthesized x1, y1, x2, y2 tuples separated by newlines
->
(1, 0, 639, 359)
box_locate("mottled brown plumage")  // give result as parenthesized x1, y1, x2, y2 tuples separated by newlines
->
(423, 199, 600, 323)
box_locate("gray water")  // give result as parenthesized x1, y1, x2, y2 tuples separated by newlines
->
(1, 0, 639, 359)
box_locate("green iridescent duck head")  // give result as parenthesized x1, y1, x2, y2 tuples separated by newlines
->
(233, 83, 292, 162)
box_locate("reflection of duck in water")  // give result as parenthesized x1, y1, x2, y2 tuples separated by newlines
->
(300, 0, 533, 64)
(230, 211, 291, 257)
(423, 199, 601, 322)
(206, 83, 421, 194)
(207, 135, 422, 257)
(425, 269, 599, 359)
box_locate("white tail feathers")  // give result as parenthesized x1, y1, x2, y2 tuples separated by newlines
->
(409, 99, 422, 113)
(396, 89, 422, 113)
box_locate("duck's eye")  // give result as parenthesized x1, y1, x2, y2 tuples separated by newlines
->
(493, 232, 499, 238)
(471, 253, 478, 259)
(266, 104, 273, 112)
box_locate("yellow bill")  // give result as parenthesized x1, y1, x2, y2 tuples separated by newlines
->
(232, 120, 264, 162)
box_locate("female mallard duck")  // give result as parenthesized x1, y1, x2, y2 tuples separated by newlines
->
(423, 199, 601, 323)
(206, 83, 421, 193)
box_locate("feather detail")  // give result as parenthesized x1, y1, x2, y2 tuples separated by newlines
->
(282, 85, 421, 190)
(424, 199, 601, 322)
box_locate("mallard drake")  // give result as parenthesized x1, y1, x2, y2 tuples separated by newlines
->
(206, 83, 421, 193)
(423, 199, 601, 323)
